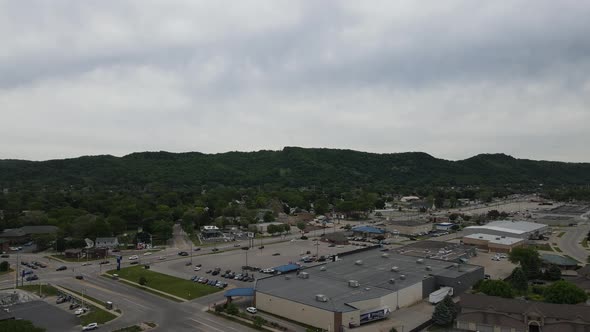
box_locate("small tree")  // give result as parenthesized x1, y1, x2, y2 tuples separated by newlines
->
(478, 280, 514, 298)
(509, 247, 541, 279)
(0, 261, 9, 272)
(543, 265, 562, 281)
(441, 295, 458, 320)
(283, 224, 291, 233)
(139, 276, 148, 286)
(296, 222, 306, 232)
(432, 299, 454, 326)
(253, 316, 265, 328)
(510, 267, 528, 294)
(226, 303, 239, 315)
(544, 280, 588, 304)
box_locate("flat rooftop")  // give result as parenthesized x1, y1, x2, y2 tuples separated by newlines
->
(464, 220, 546, 235)
(463, 233, 523, 246)
(256, 248, 480, 313)
(392, 241, 476, 261)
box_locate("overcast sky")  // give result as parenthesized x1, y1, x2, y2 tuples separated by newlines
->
(1, 1, 589, 162)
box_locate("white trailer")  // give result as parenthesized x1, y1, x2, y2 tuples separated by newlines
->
(429, 287, 453, 304)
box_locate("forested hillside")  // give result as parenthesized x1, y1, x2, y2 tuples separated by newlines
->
(1, 147, 590, 190)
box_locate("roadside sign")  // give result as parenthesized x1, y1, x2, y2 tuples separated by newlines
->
(247, 232, 255, 238)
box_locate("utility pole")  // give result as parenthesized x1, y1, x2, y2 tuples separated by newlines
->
(15, 251, 19, 290)
(190, 240, 193, 265)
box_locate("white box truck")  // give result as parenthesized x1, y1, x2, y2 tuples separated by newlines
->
(429, 287, 453, 304)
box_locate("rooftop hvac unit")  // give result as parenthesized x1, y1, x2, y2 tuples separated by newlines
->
(391, 266, 399, 272)
(381, 253, 389, 258)
(355, 260, 363, 265)
(416, 259, 424, 264)
(389, 278, 396, 284)
(315, 294, 328, 302)
(425, 266, 432, 271)
(320, 266, 326, 271)
(495, 237, 501, 240)
(348, 280, 360, 288)
(400, 275, 406, 280)
(299, 272, 309, 279)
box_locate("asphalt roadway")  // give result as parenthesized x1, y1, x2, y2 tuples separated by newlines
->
(556, 222, 590, 263)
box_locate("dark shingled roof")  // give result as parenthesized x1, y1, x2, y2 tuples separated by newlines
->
(460, 293, 590, 322)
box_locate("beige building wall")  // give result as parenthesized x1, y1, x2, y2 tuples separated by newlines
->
(388, 223, 433, 235)
(256, 292, 337, 331)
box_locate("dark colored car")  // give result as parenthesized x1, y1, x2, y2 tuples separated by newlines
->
(211, 248, 219, 252)
(178, 251, 189, 256)
(75, 275, 84, 280)
(130, 261, 139, 265)
(272, 253, 280, 256)
(194, 247, 201, 251)
(26, 275, 39, 281)
(56, 266, 67, 271)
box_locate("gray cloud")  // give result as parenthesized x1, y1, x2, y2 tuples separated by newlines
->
(1, 0, 589, 162)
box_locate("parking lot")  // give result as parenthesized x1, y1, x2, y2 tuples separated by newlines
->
(467, 251, 516, 280)
(8, 300, 79, 332)
(149, 238, 357, 287)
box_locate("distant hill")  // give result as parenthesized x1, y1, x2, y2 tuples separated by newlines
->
(1, 147, 589, 189)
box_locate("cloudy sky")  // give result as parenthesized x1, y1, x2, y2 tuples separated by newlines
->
(1, 1, 589, 162)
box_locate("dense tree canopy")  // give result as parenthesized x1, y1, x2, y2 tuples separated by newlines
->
(543, 280, 588, 304)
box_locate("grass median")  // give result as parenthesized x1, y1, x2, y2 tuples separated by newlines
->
(107, 266, 220, 300)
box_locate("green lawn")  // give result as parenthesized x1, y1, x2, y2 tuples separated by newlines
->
(557, 232, 566, 238)
(582, 238, 588, 248)
(80, 305, 117, 325)
(107, 266, 220, 300)
(528, 243, 553, 252)
(18, 284, 60, 297)
(0, 268, 14, 276)
(553, 247, 563, 253)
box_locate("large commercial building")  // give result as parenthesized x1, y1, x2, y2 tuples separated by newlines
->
(462, 233, 524, 253)
(463, 220, 548, 240)
(255, 248, 483, 331)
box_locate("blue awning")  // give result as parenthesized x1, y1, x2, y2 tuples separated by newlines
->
(352, 226, 385, 234)
(224, 288, 255, 297)
(273, 263, 300, 273)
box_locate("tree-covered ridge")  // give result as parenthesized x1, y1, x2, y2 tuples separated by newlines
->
(1, 147, 590, 190)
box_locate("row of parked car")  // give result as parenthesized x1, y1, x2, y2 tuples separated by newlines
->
(190, 276, 228, 288)
(222, 271, 255, 282)
(21, 260, 47, 269)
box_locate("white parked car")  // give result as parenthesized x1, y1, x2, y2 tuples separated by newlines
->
(128, 255, 139, 260)
(194, 266, 201, 271)
(82, 322, 98, 330)
(246, 307, 258, 314)
(74, 308, 88, 315)
(143, 252, 152, 256)
(158, 256, 166, 260)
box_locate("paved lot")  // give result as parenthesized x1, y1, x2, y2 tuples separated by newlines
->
(8, 300, 79, 332)
(150, 239, 357, 286)
(467, 251, 516, 280)
(555, 223, 590, 263)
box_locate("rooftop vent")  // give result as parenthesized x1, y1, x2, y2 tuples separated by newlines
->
(299, 272, 309, 279)
(348, 280, 360, 288)
(315, 294, 328, 302)
(389, 278, 396, 284)
(355, 260, 363, 265)
(425, 266, 432, 271)
(391, 266, 399, 272)
(495, 237, 501, 240)
(381, 253, 389, 258)
(478, 236, 483, 239)
(400, 274, 406, 280)
(416, 259, 424, 264)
